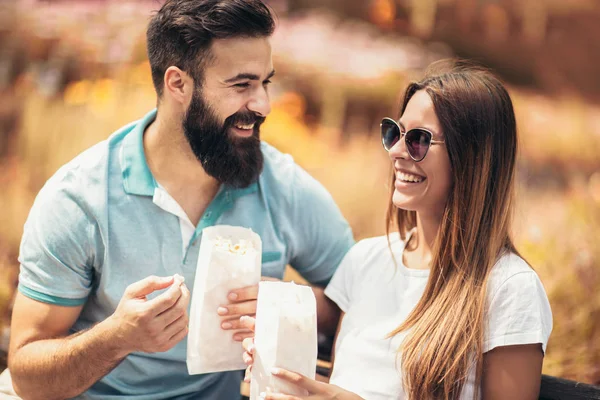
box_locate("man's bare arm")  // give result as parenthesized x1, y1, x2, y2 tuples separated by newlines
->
(9, 294, 128, 400)
(9, 276, 190, 400)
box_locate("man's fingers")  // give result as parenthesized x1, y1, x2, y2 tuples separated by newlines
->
(271, 368, 324, 393)
(157, 287, 189, 326)
(180, 283, 191, 306)
(147, 281, 183, 315)
(228, 283, 258, 302)
(218, 300, 257, 317)
(228, 276, 280, 302)
(126, 275, 174, 298)
(167, 323, 189, 344)
(220, 315, 246, 330)
(233, 330, 254, 342)
(163, 314, 187, 339)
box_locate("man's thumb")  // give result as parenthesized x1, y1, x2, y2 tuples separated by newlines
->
(126, 275, 174, 298)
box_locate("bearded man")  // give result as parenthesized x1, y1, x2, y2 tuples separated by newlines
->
(6, 1, 353, 399)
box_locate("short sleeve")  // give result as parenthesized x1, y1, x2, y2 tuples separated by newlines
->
(287, 165, 354, 286)
(484, 271, 553, 353)
(18, 179, 101, 306)
(323, 243, 364, 312)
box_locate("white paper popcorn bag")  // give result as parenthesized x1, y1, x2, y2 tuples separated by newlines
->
(187, 225, 262, 374)
(250, 281, 317, 399)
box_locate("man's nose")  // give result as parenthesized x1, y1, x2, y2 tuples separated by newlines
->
(246, 86, 271, 117)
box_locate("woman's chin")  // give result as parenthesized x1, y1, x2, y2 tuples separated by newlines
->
(392, 191, 419, 212)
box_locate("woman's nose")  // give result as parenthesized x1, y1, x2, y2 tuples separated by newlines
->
(388, 134, 409, 160)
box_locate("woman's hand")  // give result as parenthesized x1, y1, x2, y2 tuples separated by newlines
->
(240, 315, 256, 382)
(261, 368, 363, 400)
(239, 316, 361, 400)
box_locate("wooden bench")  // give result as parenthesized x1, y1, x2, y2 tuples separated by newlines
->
(539, 375, 600, 400)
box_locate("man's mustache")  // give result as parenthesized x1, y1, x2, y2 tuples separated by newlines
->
(225, 111, 266, 127)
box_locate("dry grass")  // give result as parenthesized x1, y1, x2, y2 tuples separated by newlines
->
(1, 69, 599, 383)
(0, 3, 599, 383)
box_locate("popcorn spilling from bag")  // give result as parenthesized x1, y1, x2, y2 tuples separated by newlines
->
(214, 236, 255, 255)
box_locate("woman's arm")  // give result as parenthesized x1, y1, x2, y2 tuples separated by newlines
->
(482, 343, 544, 400)
(315, 311, 345, 383)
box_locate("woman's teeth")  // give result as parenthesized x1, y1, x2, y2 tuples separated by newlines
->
(397, 171, 424, 183)
(235, 123, 254, 130)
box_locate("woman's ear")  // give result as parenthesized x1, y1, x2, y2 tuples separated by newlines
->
(163, 66, 194, 106)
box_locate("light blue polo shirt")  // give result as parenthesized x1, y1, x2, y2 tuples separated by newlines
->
(17, 109, 354, 400)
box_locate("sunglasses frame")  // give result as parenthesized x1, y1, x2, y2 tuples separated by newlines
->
(380, 117, 445, 162)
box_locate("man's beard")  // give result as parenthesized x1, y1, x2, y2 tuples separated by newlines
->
(182, 90, 265, 188)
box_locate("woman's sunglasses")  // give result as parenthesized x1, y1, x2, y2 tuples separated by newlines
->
(380, 117, 445, 162)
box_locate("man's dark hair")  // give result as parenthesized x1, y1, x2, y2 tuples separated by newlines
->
(147, 0, 275, 97)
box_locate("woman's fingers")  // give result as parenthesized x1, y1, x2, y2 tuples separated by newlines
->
(242, 337, 255, 353)
(243, 350, 254, 365)
(270, 368, 325, 393)
(240, 315, 256, 331)
(263, 393, 302, 400)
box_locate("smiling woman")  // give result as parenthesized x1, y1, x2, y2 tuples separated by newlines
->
(242, 59, 553, 400)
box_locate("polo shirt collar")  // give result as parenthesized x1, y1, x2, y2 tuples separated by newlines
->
(121, 109, 157, 196)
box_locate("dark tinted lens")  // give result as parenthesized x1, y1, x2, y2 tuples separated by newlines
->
(405, 129, 432, 161)
(381, 120, 399, 150)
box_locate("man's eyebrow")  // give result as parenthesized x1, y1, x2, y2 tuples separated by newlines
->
(224, 69, 275, 83)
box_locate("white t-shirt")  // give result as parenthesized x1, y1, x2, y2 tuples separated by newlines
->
(324, 233, 553, 400)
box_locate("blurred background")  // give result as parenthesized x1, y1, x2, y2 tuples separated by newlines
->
(0, 0, 599, 385)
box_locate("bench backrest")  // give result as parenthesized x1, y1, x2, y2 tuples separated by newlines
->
(539, 375, 600, 400)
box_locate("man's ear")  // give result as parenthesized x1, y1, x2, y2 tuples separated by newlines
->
(164, 66, 194, 106)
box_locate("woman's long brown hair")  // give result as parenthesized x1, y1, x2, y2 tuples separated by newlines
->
(386, 59, 523, 399)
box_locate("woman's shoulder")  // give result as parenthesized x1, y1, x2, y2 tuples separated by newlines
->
(488, 251, 535, 281)
(347, 233, 406, 262)
(486, 251, 552, 317)
(490, 251, 533, 276)
(484, 252, 553, 353)
(334, 233, 406, 278)
(487, 252, 538, 296)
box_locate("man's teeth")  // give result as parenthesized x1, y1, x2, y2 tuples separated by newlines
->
(235, 123, 254, 130)
(397, 171, 424, 183)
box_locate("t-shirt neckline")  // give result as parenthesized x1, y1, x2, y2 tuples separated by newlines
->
(396, 229, 431, 277)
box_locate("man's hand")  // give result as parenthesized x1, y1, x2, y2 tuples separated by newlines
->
(219, 277, 279, 342)
(109, 274, 190, 355)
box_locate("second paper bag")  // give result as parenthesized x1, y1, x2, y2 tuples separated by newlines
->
(250, 281, 317, 399)
(187, 225, 262, 374)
